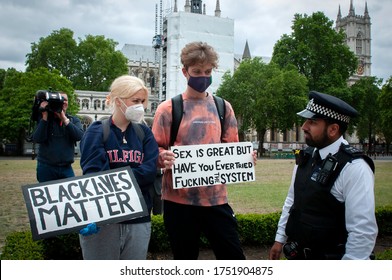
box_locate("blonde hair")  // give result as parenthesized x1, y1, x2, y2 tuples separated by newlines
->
(106, 75, 148, 111)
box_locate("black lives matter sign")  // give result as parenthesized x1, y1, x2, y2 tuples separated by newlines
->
(22, 166, 147, 240)
(171, 142, 255, 189)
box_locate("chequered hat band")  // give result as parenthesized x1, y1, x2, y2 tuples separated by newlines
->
(306, 98, 350, 123)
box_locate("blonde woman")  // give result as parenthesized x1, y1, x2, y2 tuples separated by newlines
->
(79, 75, 158, 260)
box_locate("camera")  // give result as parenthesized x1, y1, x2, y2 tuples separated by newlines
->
(283, 241, 300, 260)
(31, 89, 65, 121)
(316, 154, 338, 185)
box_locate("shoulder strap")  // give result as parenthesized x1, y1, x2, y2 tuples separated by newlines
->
(170, 94, 183, 146)
(324, 144, 375, 191)
(102, 118, 145, 144)
(102, 118, 110, 143)
(213, 95, 226, 141)
(170, 94, 226, 146)
(132, 123, 145, 143)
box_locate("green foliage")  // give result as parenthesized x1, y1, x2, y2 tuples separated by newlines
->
(0, 68, 6, 91)
(26, 28, 78, 80)
(376, 248, 392, 260)
(379, 77, 392, 153)
(0, 68, 75, 146)
(25, 28, 128, 91)
(375, 206, 392, 236)
(217, 58, 308, 146)
(149, 215, 171, 252)
(237, 212, 280, 245)
(0, 69, 25, 143)
(0, 231, 44, 260)
(350, 76, 382, 148)
(0, 232, 82, 260)
(75, 35, 128, 91)
(2, 209, 391, 259)
(271, 11, 357, 92)
(41, 234, 83, 260)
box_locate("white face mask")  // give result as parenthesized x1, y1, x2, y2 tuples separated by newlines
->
(119, 99, 145, 123)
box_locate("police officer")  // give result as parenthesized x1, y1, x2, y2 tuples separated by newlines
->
(269, 91, 378, 260)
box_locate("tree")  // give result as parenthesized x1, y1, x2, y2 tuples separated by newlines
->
(0, 68, 74, 155)
(350, 76, 382, 153)
(0, 68, 6, 91)
(26, 28, 78, 80)
(217, 58, 308, 154)
(379, 77, 392, 154)
(74, 35, 128, 91)
(26, 29, 128, 91)
(271, 12, 357, 92)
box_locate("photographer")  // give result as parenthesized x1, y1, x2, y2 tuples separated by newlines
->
(32, 91, 84, 182)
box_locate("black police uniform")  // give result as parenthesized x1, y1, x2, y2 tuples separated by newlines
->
(279, 91, 376, 260)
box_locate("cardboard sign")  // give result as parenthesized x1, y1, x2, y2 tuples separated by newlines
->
(22, 166, 148, 240)
(171, 142, 255, 189)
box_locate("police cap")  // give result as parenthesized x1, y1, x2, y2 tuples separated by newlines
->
(297, 91, 358, 123)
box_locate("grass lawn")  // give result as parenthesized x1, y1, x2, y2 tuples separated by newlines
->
(0, 157, 391, 252)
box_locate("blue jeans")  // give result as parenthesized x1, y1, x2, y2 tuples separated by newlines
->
(36, 161, 75, 182)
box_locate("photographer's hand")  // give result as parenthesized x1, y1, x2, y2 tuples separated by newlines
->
(40, 101, 48, 121)
(57, 110, 66, 120)
(55, 110, 70, 126)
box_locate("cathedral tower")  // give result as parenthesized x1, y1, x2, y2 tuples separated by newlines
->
(335, 1, 371, 84)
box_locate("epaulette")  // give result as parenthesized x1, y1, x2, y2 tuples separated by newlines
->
(339, 144, 375, 173)
(340, 144, 363, 158)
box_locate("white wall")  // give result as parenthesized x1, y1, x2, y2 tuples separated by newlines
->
(164, 11, 234, 99)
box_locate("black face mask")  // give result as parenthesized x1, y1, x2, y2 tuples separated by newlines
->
(187, 75, 212, 93)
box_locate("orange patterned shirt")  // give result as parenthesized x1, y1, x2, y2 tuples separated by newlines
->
(152, 92, 239, 206)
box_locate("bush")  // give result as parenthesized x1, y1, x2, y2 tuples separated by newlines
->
(0, 232, 82, 260)
(1, 231, 44, 260)
(237, 212, 280, 246)
(375, 206, 392, 235)
(376, 248, 392, 260)
(40, 234, 83, 260)
(1, 209, 391, 260)
(148, 215, 170, 252)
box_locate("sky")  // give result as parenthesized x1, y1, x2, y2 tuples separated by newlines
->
(1, 0, 391, 82)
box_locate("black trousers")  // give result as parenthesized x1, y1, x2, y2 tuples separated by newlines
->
(163, 200, 245, 260)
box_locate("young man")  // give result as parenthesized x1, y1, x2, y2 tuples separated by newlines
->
(269, 91, 378, 260)
(152, 41, 255, 260)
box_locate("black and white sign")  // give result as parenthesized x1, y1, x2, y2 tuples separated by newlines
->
(22, 166, 147, 240)
(171, 142, 255, 189)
